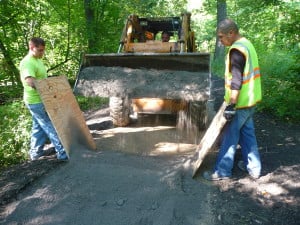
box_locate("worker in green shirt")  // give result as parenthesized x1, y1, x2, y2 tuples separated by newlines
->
(20, 37, 68, 161)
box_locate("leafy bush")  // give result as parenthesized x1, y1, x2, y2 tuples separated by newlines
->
(211, 56, 225, 77)
(259, 48, 300, 122)
(76, 95, 109, 111)
(0, 100, 31, 169)
(0, 85, 23, 105)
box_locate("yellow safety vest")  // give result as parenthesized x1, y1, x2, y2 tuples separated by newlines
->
(224, 37, 262, 108)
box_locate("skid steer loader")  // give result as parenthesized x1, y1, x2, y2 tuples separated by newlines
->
(74, 13, 211, 128)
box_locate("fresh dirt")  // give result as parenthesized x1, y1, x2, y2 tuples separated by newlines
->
(0, 77, 299, 225)
(75, 66, 210, 100)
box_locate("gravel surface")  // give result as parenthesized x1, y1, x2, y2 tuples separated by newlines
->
(74, 66, 210, 100)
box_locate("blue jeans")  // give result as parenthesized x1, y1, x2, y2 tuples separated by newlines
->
(26, 103, 66, 158)
(214, 107, 261, 177)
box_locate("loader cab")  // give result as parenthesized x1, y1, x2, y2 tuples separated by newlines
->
(118, 13, 196, 53)
(138, 16, 181, 41)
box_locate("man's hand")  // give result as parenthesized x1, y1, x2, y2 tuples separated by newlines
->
(224, 103, 236, 121)
(25, 77, 36, 89)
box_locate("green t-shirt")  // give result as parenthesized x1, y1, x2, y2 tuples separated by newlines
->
(20, 54, 47, 104)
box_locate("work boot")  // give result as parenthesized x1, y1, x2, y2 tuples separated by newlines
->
(30, 152, 44, 161)
(30, 148, 45, 161)
(43, 147, 56, 156)
(203, 171, 231, 181)
(237, 160, 260, 179)
(57, 151, 69, 161)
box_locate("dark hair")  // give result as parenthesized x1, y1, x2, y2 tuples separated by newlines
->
(217, 19, 239, 34)
(30, 37, 45, 47)
(162, 31, 170, 36)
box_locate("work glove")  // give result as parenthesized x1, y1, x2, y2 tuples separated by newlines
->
(223, 103, 236, 121)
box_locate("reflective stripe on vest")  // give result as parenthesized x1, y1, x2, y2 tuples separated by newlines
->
(224, 37, 262, 108)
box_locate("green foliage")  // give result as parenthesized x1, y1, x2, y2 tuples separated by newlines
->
(259, 48, 300, 121)
(0, 84, 23, 104)
(211, 56, 225, 77)
(76, 96, 109, 111)
(0, 100, 31, 169)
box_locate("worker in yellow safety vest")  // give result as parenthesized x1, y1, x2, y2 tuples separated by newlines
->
(203, 19, 262, 181)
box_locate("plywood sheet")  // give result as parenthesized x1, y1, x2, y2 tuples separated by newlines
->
(191, 102, 227, 177)
(35, 75, 96, 155)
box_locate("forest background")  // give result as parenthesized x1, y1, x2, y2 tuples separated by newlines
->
(0, 0, 299, 168)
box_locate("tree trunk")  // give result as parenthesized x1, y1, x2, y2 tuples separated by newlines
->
(214, 0, 227, 61)
(84, 0, 95, 52)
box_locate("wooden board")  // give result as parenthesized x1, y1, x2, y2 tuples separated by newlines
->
(191, 102, 227, 178)
(35, 75, 96, 155)
(125, 41, 180, 53)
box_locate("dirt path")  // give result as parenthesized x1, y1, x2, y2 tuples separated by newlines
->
(1, 78, 300, 225)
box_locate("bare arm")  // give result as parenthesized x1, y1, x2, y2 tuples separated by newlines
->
(25, 76, 36, 89)
(230, 89, 240, 104)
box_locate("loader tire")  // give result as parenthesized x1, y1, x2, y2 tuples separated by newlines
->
(109, 96, 130, 127)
